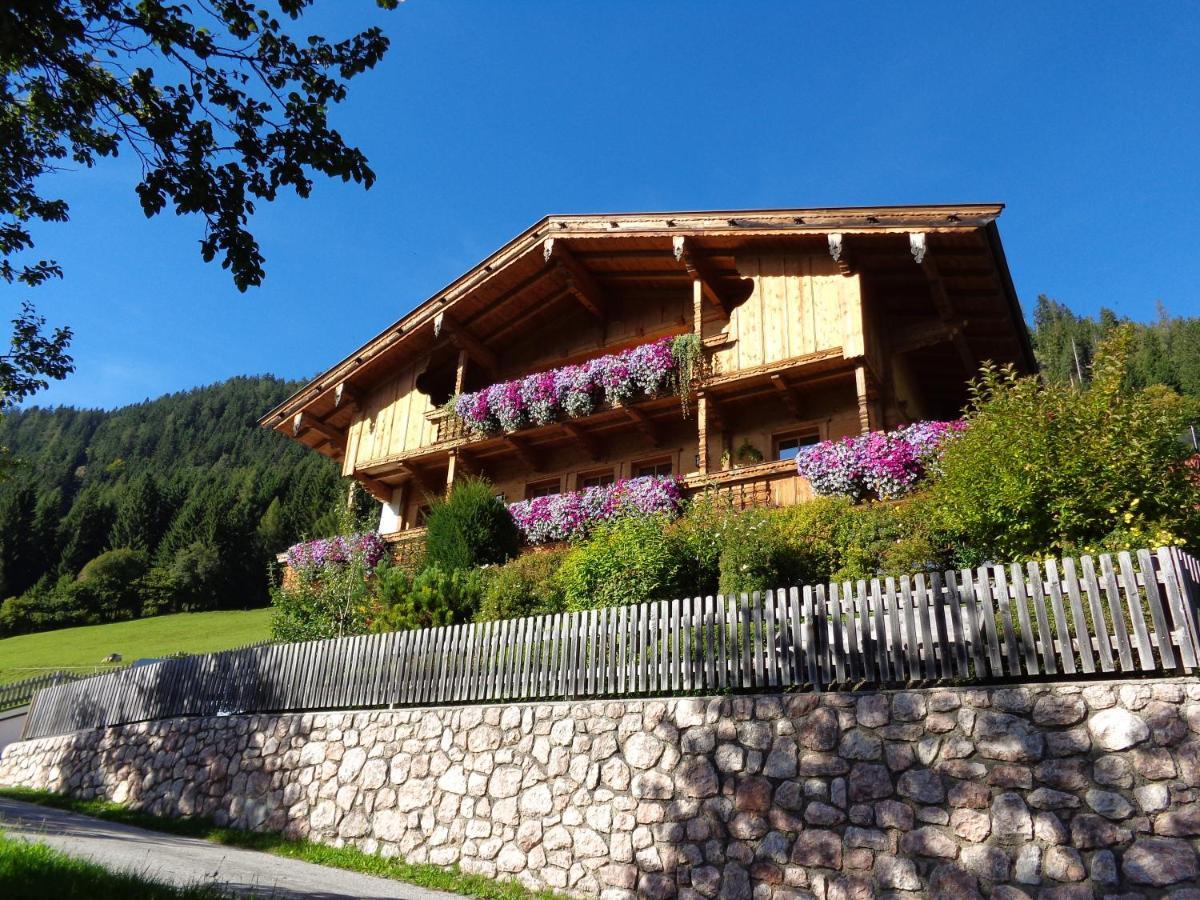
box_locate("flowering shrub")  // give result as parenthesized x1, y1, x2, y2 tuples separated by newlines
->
(795, 420, 965, 501)
(507, 475, 684, 544)
(452, 338, 679, 435)
(285, 531, 387, 576)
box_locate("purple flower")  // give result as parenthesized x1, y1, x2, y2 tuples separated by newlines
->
(795, 420, 965, 501)
(450, 338, 679, 435)
(286, 531, 386, 575)
(507, 475, 683, 544)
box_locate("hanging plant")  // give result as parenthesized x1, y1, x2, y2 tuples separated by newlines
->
(670, 333, 702, 418)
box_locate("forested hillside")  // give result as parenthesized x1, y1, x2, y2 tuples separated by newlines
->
(1030, 296, 1200, 397)
(0, 377, 364, 636)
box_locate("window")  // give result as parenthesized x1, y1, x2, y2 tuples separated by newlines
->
(525, 478, 561, 500)
(634, 458, 673, 479)
(414, 503, 433, 527)
(578, 469, 615, 489)
(774, 429, 820, 462)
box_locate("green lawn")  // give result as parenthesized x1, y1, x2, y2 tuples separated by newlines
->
(0, 609, 274, 684)
(0, 832, 225, 899)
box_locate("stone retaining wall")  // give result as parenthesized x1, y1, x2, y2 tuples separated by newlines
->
(4, 680, 1200, 898)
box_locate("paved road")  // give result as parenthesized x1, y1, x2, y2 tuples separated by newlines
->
(0, 797, 465, 900)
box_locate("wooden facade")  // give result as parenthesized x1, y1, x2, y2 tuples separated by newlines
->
(262, 205, 1035, 536)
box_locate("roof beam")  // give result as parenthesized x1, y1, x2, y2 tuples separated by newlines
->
(544, 238, 606, 321)
(486, 284, 573, 342)
(292, 412, 344, 449)
(918, 250, 977, 373)
(673, 236, 734, 313)
(560, 422, 602, 461)
(334, 382, 361, 412)
(434, 311, 497, 373)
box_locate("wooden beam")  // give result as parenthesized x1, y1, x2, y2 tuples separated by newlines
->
(333, 382, 361, 412)
(358, 477, 394, 504)
(502, 435, 543, 471)
(453, 349, 468, 394)
(561, 422, 602, 461)
(434, 311, 498, 373)
(487, 284, 574, 341)
(769, 374, 803, 418)
(292, 412, 345, 448)
(396, 462, 436, 499)
(697, 393, 710, 474)
(921, 257, 977, 373)
(704, 391, 725, 431)
(620, 404, 662, 446)
(544, 238, 606, 321)
(891, 319, 966, 355)
(673, 236, 733, 313)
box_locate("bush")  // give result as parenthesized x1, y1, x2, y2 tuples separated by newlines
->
(925, 328, 1200, 564)
(72, 548, 151, 622)
(476, 549, 568, 622)
(373, 564, 485, 631)
(559, 514, 684, 610)
(270, 556, 376, 642)
(424, 477, 520, 571)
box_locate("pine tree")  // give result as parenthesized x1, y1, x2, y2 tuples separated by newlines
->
(110, 472, 165, 552)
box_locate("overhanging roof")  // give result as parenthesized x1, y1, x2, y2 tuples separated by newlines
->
(260, 204, 1034, 441)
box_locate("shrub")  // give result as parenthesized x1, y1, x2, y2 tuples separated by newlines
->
(924, 327, 1200, 564)
(373, 564, 485, 631)
(559, 514, 684, 610)
(270, 555, 376, 642)
(476, 549, 568, 622)
(72, 548, 150, 622)
(424, 477, 521, 571)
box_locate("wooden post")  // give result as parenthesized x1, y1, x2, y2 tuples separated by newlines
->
(453, 349, 468, 395)
(854, 365, 873, 434)
(445, 450, 460, 498)
(697, 392, 710, 474)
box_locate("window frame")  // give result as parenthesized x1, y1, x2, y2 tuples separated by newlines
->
(577, 468, 616, 490)
(772, 426, 822, 462)
(632, 456, 674, 479)
(524, 477, 562, 500)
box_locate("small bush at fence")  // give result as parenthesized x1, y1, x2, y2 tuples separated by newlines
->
(560, 514, 685, 611)
(476, 549, 568, 622)
(372, 564, 486, 631)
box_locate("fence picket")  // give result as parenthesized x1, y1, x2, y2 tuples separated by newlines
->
(1008, 563, 1041, 676)
(1095, 555, 1135, 670)
(1159, 547, 1199, 670)
(1117, 551, 1156, 670)
(1135, 549, 1176, 670)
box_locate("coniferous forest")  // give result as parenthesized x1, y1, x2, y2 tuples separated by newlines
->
(0, 304, 1196, 639)
(0, 376, 366, 636)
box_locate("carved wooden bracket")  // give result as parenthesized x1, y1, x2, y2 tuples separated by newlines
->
(334, 382, 361, 412)
(292, 412, 345, 449)
(909, 232, 928, 265)
(827, 233, 853, 276)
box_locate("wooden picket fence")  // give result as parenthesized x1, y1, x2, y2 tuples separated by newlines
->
(0, 671, 90, 712)
(21, 547, 1200, 741)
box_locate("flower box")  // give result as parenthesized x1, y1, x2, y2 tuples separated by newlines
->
(507, 475, 684, 545)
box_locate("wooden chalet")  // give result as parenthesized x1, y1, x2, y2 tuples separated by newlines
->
(262, 205, 1035, 554)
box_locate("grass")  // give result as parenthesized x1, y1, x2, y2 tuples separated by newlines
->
(0, 787, 568, 900)
(0, 609, 273, 684)
(0, 831, 227, 899)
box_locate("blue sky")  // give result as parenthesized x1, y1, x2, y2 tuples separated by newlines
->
(14, 1, 1200, 409)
